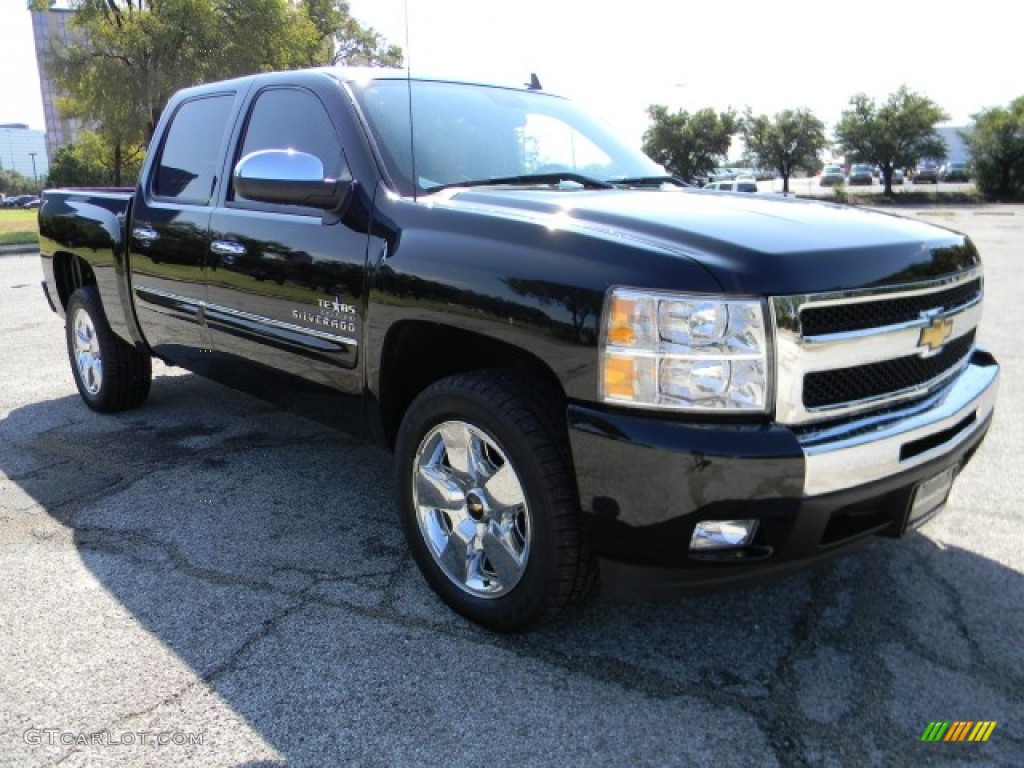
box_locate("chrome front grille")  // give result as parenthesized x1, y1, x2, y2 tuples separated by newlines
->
(771, 268, 983, 425)
(803, 330, 975, 408)
(800, 278, 982, 336)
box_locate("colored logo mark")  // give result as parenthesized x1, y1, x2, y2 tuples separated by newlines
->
(917, 315, 953, 353)
(920, 721, 997, 742)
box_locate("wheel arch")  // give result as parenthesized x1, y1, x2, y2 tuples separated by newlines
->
(51, 251, 97, 311)
(375, 320, 568, 450)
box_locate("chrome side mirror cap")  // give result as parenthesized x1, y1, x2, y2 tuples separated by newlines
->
(233, 149, 351, 210)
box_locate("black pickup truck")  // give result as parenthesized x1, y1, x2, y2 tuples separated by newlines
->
(39, 68, 999, 630)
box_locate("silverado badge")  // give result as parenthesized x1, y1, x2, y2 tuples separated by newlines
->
(291, 295, 357, 335)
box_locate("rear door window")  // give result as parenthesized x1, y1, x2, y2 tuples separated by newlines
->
(154, 94, 235, 204)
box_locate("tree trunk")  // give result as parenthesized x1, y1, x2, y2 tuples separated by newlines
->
(146, 106, 162, 144)
(782, 172, 790, 194)
(113, 142, 122, 187)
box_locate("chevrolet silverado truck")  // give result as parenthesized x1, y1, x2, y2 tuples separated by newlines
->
(39, 68, 999, 631)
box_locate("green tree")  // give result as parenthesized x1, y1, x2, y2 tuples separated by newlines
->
(741, 108, 827, 194)
(52, 74, 148, 186)
(44, 1, 219, 143)
(641, 105, 738, 183)
(47, 132, 146, 188)
(834, 86, 949, 195)
(46, 144, 106, 188)
(960, 97, 1024, 197)
(302, 0, 403, 65)
(0, 169, 40, 197)
(37, 0, 402, 147)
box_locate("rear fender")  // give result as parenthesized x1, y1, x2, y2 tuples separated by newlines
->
(39, 192, 143, 348)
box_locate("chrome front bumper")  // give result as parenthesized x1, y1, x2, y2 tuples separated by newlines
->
(799, 352, 999, 496)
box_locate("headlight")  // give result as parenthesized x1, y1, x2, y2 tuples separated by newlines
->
(600, 288, 770, 412)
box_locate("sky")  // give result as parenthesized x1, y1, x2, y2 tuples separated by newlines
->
(2, 0, 1021, 150)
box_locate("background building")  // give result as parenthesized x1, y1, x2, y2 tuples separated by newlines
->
(936, 126, 971, 165)
(0, 123, 49, 179)
(30, 5, 83, 162)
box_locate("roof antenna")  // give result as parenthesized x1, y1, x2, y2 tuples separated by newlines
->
(404, 0, 417, 200)
(526, 73, 542, 91)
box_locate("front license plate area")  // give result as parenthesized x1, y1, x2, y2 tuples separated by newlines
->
(905, 466, 957, 533)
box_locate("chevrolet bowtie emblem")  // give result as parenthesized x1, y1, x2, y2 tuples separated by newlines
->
(918, 315, 953, 353)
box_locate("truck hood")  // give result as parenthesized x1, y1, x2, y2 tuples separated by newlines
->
(434, 187, 979, 295)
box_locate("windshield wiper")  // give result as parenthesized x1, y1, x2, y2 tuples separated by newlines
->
(423, 172, 615, 194)
(608, 175, 691, 188)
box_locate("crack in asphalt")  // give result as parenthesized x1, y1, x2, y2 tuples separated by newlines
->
(919, 546, 985, 662)
(198, 601, 311, 686)
(74, 527, 405, 597)
(49, 677, 208, 767)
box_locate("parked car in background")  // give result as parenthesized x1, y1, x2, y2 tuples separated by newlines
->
(703, 178, 758, 192)
(890, 167, 905, 185)
(912, 161, 941, 184)
(21, 197, 42, 209)
(707, 168, 737, 183)
(3, 195, 33, 208)
(819, 165, 845, 186)
(942, 161, 971, 182)
(848, 164, 874, 186)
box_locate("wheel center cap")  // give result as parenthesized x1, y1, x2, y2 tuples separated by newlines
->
(466, 492, 486, 520)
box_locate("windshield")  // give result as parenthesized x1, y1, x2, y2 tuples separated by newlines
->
(350, 79, 663, 196)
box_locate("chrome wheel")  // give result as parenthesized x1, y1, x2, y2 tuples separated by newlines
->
(412, 420, 531, 598)
(72, 306, 103, 396)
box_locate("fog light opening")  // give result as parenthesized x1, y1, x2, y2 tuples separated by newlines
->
(690, 519, 760, 551)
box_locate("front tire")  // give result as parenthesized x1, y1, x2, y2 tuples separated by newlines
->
(66, 285, 152, 412)
(395, 371, 596, 631)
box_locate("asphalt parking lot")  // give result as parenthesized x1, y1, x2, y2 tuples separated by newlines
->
(1, 205, 1022, 767)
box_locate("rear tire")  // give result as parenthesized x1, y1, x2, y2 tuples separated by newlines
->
(395, 370, 596, 631)
(65, 285, 152, 412)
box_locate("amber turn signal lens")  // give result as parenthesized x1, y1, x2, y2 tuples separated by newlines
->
(603, 356, 635, 399)
(607, 297, 636, 346)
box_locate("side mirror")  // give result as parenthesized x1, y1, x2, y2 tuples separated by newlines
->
(233, 149, 351, 210)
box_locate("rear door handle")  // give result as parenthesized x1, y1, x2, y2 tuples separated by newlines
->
(210, 240, 247, 256)
(132, 226, 159, 243)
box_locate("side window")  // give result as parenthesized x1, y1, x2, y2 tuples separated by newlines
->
(154, 94, 234, 203)
(233, 88, 344, 203)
